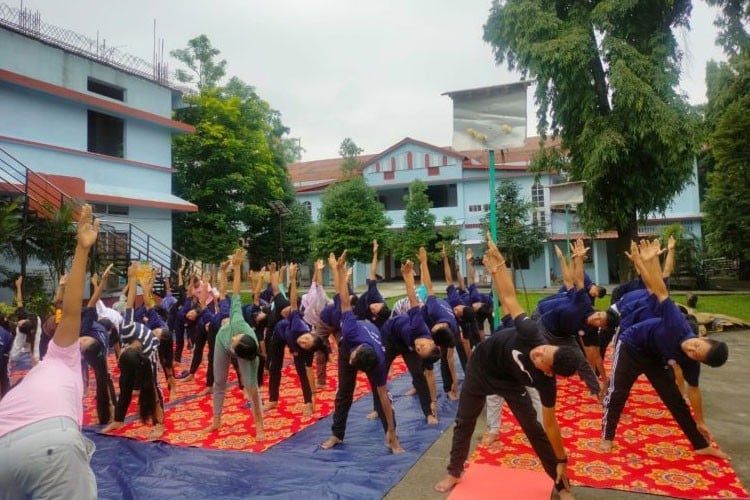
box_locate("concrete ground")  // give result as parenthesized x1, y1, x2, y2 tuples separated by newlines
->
(371, 282, 750, 500)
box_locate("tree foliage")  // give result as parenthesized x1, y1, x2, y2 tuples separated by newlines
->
(700, 1, 750, 262)
(394, 179, 436, 263)
(484, 0, 699, 280)
(171, 37, 308, 265)
(171, 35, 227, 90)
(481, 179, 546, 276)
(24, 202, 77, 283)
(312, 176, 390, 263)
(338, 137, 364, 176)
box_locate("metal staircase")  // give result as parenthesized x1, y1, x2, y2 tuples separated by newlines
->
(0, 144, 192, 284)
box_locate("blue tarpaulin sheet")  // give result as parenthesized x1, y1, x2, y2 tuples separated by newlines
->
(88, 367, 461, 499)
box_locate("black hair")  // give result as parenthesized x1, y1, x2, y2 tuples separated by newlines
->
(0, 312, 10, 331)
(703, 338, 729, 367)
(424, 346, 441, 364)
(475, 303, 493, 328)
(605, 309, 620, 329)
(432, 326, 455, 348)
(311, 334, 331, 354)
(351, 344, 378, 372)
(118, 347, 159, 424)
(372, 304, 391, 329)
(595, 286, 607, 299)
(234, 335, 258, 361)
(686, 314, 700, 336)
(551, 346, 580, 377)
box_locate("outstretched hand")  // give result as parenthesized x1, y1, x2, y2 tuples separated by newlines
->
(76, 204, 99, 250)
(231, 248, 245, 267)
(401, 259, 414, 276)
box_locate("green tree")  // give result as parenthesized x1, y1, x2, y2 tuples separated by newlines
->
(173, 88, 283, 263)
(484, 0, 699, 281)
(394, 179, 436, 263)
(437, 216, 463, 260)
(23, 202, 76, 283)
(700, 1, 750, 272)
(171, 35, 227, 90)
(171, 38, 305, 266)
(339, 137, 363, 176)
(482, 179, 546, 281)
(312, 176, 390, 263)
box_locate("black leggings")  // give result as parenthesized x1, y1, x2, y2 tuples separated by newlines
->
(189, 324, 208, 375)
(83, 342, 117, 424)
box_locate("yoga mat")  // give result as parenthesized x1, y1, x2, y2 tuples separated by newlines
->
(448, 464, 552, 500)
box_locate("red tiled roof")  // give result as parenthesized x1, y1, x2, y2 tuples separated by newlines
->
(287, 136, 564, 192)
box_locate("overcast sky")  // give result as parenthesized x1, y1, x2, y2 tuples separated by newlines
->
(13, 0, 727, 161)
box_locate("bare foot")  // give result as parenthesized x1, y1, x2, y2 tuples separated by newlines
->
(559, 488, 576, 500)
(480, 431, 499, 447)
(447, 390, 460, 401)
(599, 440, 613, 452)
(366, 410, 378, 420)
(427, 415, 439, 425)
(255, 430, 266, 442)
(404, 387, 417, 396)
(102, 421, 124, 433)
(147, 424, 165, 441)
(695, 446, 729, 460)
(203, 422, 221, 434)
(320, 436, 342, 450)
(265, 400, 278, 411)
(434, 474, 460, 493)
(302, 403, 313, 418)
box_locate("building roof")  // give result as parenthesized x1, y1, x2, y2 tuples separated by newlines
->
(441, 81, 532, 100)
(288, 136, 563, 193)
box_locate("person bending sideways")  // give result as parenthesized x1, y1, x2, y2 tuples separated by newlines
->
(600, 239, 728, 459)
(0, 205, 99, 499)
(434, 232, 580, 500)
(320, 251, 403, 454)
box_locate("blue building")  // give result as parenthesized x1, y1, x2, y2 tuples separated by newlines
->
(0, 5, 195, 288)
(289, 134, 703, 289)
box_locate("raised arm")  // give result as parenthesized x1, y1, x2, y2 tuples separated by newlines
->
(418, 247, 433, 296)
(465, 248, 476, 286)
(401, 260, 418, 308)
(483, 232, 523, 319)
(219, 259, 230, 300)
(571, 239, 589, 290)
(289, 263, 299, 311)
(554, 245, 574, 290)
(370, 239, 379, 280)
(231, 249, 244, 296)
(442, 244, 454, 285)
(87, 263, 113, 307)
(14, 275, 23, 309)
(57, 205, 99, 347)
(662, 235, 677, 278)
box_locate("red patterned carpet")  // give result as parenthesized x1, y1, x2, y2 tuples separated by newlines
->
(469, 373, 749, 499)
(83, 348, 407, 453)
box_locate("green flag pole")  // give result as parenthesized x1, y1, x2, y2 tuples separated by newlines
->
(489, 149, 500, 328)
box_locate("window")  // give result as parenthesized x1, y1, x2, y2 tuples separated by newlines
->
(427, 184, 458, 208)
(533, 210, 547, 228)
(531, 182, 545, 208)
(87, 78, 125, 101)
(377, 188, 409, 210)
(92, 203, 129, 216)
(88, 110, 124, 158)
(302, 201, 312, 217)
(468, 204, 483, 212)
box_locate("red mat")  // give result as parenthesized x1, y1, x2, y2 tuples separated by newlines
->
(469, 373, 749, 499)
(83, 347, 407, 453)
(448, 464, 552, 499)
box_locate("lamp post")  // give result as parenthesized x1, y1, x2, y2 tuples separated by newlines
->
(268, 200, 292, 263)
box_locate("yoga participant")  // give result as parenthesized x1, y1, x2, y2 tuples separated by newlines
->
(0, 204, 99, 499)
(267, 263, 327, 416)
(10, 276, 41, 368)
(139, 274, 178, 398)
(79, 265, 117, 425)
(600, 239, 728, 458)
(320, 251, 403, 454)
(442, 245, 480, 355)
(204, 248, 264, 441)
(434, 232, 579, 499)
(417, 246, 463, 401)
(353, 239, 390, 328)
(380, 259, 440, 424)
(0, 312, 11, 399)
(536, 240, 618, 401)
(302, 258, 334, 388)
(103, 262, 165, 440)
